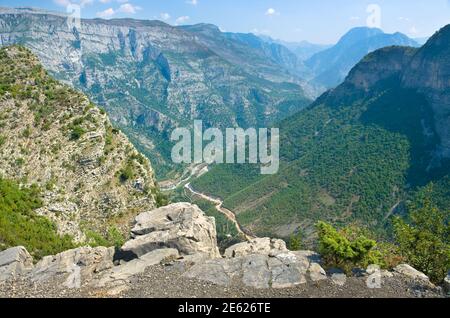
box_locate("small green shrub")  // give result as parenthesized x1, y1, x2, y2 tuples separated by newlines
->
(316, 221, 382, 273)
(393, 189, 450, 284)
(70, 125, 86, 141)
(288, 232, 303, 251)
(119, 164, 135, 183)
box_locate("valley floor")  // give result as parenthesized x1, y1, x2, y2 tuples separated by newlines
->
(0, 265, 443, 299)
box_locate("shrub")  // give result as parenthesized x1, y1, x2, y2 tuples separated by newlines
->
(393, 189, 450, 284)
(0, 177, 75, 259)
(70, 125, 86, 141)
(288, 232, 303, 251)
(316, 221, 382, 273)
(119, 164, 135, 183)
(84, 226, 125, 249)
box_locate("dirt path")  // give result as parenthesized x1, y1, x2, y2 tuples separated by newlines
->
(185, 183, 255, 241)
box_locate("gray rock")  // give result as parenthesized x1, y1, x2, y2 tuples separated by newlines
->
(224, 238, 288, 258)
(183, 258, 242, 287)
(0, 247, 34, 281)
(366, 264, 394, 279)
(443, 271, 450, 293)
(308, 263, 327, 282)
(394, 264, 430, 282)
(242, 255, 271, 289)
(31, 246, 115, 288)
(96, 248, 179, 288)
(121, 203, 220, 259)
(269, 257, 305, 289)
(183, 249, 323, 289)
(330, 272, 347, 287)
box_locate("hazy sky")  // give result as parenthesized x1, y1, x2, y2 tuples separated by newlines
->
(1, 0, 450, 43)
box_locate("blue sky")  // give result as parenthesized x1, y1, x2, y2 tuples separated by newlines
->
(1, 0, 450, 43)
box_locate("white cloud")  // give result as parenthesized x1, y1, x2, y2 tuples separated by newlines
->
(117, 3, 141, 14)
(186, 0, 198, 5)
(97, 7, 115, 18)
(160, 13, 171, 21)
(175, 16, 190, 25)
(349, 16, 361, 21)
(265, 8, 279, 16)
(53, 0, 93, 8)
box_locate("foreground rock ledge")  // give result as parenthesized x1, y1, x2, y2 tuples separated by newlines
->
(0, 203, 444, 297)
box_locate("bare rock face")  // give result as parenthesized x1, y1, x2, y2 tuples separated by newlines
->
(223, 238, 288, 258)
(0, 247, 34, 282)
(30, 247, 115, 288)
(184, 249, 325, 289)
(95, 248, 179, 292)
(444, 271, 450, 293)
(0, 46, 158, 241)
(120, 203, 221, 259)
(394, 264, 430, 282)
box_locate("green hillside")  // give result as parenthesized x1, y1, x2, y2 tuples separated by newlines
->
(192, 42, 450, 239)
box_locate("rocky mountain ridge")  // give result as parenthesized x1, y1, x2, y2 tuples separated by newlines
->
(305, 27, 419, 88)
(191, 24, 450, 238)
(0, 7, 312, 178)
(0, 45, 158, 242)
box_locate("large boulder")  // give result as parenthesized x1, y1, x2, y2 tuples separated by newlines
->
(120, 203, 220, 260)
(95, 248, 180, 292)
(394, 264, 430, 282)
(0, 247, 34, 281)
(444, 271, 450, 293)
(30, 246, 115, 288)
(183, 250, 325, 289)
(224, 238, 288, 258)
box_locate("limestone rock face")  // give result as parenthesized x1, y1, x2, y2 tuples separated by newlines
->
(121, 203, 221, 259)
(444, 271, 450, 293)
(0, 46, 157, 241)
(183, 250, 325, 289)
(30, 247, 115, 288)
(394, 264, 430, 282)
(223, 238, 288, 258)
(95, 248, 179, 289)
(0, 247, 34, 282)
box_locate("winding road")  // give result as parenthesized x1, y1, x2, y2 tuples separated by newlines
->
(185, 183, 255, 241)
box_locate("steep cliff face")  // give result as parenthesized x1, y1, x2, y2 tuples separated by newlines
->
(0, 46, 158, 241)
(402, 25, 450, 159)
(0, 7, 311, 178)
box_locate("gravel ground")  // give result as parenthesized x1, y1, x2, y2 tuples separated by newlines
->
(0, 265, 445, 299)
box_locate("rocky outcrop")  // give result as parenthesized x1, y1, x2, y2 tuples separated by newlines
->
(120, 203, 221, 259)
(0, 247, 34, 281)
(0, 46, 158, 241)
(30, 247, 115, 288)
(95, 248, 179, 294)
(0, 203, 443, 297)
(444, 271, 450, 293)
(223, 238, 288, 258)
(184, 250, 324, 289)
(394, 264, 431, 283)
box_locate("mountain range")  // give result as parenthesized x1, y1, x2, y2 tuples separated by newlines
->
(192, 25, 450, 240)
(0, 7, 312, 178)
(305, 27, 420, 88)
(0, 7, 425, 180)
